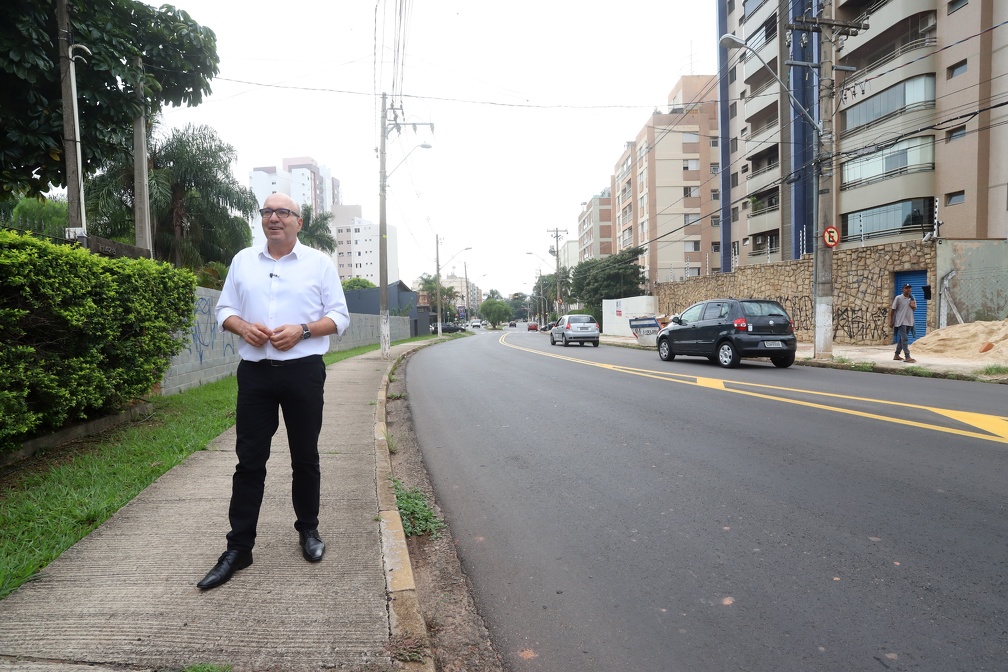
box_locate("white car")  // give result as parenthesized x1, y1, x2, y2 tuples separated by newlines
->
(470, 320, 482, 328)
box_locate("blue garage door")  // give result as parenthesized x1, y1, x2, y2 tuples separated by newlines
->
(893, 270, 928, 345)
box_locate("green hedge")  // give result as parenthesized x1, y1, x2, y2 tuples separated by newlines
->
(0, 230, 196, 452)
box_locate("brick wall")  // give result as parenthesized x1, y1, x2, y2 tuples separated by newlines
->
(654, 241, 938, 344)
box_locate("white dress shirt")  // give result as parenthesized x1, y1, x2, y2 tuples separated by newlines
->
(216, 240, 350, 361)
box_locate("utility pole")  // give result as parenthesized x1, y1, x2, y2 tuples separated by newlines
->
(133, 56, 152, 254)
(790, 5, 865, 359)
(464, 262, 470, 322)
(434, 236, 442, 338)
(58, 0, 88, 235)
(547, 227, 567, 316)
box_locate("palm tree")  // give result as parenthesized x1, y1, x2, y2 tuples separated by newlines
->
(297, 204, 336, 253)
(87, 124, 258, 268)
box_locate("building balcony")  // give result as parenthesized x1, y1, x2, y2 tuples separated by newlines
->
(746, 160, 781, 194)
(744, 77, 779, 123)
(843, 0, 936, 56)
(747, 204, 781, 236)
(743, 32, 779, 83)
(746, 118, 779, 158)
(742, 0, 776, 30)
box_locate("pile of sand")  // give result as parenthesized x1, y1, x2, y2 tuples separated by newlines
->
(911, 319, 1008, 361)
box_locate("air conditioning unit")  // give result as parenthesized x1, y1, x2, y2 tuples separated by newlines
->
(922, 13, 937, 31)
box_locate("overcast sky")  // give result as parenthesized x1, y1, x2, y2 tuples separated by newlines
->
(157, 1, 718, 297)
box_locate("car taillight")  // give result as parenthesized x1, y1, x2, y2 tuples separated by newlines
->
(566, 323, 572, 330)
(733, 318, 748, 331)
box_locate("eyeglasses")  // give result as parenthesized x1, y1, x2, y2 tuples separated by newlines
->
(259, 207, 300, 219)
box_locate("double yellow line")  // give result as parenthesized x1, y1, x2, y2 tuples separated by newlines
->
(500, 333, 1008, 445)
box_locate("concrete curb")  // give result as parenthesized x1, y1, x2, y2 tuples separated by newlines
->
(375, 346, 436, 672)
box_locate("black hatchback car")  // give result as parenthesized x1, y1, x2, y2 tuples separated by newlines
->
(656, 299, 797, 368)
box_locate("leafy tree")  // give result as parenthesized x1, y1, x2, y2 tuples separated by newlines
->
(480, 299, 512, 328)
(10, 195, 68, 239)
(194, 260, 228, 290)
(298, 203, 336, 254)
(417, 272, 461, 322)
(570, 246, 647, 308)
(86, 124, 257, 268)
(342, 277, 376, 291)
(508, 292, 530, 320)
(0, 0, 219, 197)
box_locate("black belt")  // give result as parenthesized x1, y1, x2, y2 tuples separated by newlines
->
(247, 355, 323, 367)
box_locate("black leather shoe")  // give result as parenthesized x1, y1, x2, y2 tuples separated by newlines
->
(300, 529, 325, 562)
(196, 550, 253, 590)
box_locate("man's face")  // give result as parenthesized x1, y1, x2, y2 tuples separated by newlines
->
(261, 197, 302, 248)
(902, 286, 912, 297)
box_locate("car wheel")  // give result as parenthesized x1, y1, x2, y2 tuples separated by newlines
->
(592, 340, 599, 347)
(562, 335, 570, 347)
(771, 352, 796, 368)
(717, 340, 741, 368)
(550, 333, 556, 346)
(658, 338, 676, 362)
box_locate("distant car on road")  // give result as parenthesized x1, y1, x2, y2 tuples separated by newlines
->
(656, 298, 796, 368)
(527, 322, 539, 331)
(508, 321, 517, 328)
(550, 314, 601, 347)
(470, 319, 482, 329)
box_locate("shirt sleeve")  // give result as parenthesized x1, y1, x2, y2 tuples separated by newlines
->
(320, 258, 351, 335)
(216, 252, 244, 330)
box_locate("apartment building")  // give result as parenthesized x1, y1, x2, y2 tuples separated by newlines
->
(330, 208, 399, 286)
(576, 188, 613, 263)
(610, 75, 721, 291)
(716, 0, 1006, 271)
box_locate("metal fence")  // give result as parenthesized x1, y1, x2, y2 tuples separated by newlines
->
(940, 263, 1008, 327)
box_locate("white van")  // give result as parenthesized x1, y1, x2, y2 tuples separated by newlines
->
(470, 319, 482, 329)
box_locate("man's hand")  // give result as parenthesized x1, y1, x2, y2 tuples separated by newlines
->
(268, 324, 304, 352)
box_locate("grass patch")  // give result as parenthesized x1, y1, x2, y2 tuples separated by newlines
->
(385, 431, 397, 455)
(0, 339, 424, 601)
(392, 479, 444, 538)
(980, 364, 1008, 376)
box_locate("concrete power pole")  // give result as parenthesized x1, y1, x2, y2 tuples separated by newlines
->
(57, 0, 88, 235)
(133, 57, 152, 254)
(548, 227, 567, 315)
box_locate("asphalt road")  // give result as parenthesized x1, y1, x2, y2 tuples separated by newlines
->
(406, 328, 1008, 672)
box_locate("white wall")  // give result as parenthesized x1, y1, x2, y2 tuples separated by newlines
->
(601, 295, 657, 336)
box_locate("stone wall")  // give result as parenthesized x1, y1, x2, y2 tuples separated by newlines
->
(161, 287, 410, 395)
(654, 241, 937, 344)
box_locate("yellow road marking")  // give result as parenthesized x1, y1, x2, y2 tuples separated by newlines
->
(498, 333, 1008, 444)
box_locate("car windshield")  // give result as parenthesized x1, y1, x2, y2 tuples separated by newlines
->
(569, 316, 596, 324)
(740, 301, 787, 317)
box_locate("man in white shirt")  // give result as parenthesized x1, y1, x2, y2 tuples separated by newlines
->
(197, 193, 350, 590)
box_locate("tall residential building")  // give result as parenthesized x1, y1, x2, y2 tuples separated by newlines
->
(577, 188, 613, 263)
(716, 0, 1006, 272)
(610, 75, 720, 291)
(249, 156, 342, 248)
(330, 210, 399, 285)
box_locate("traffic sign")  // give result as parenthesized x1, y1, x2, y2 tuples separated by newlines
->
(823, 225, 840, 248)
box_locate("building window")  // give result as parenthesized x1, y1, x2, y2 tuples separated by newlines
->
(711, 215, 721, 227)
(684, 186, 699, 198)
(841, 197, 934, 237)
(948, 0, 967, 13)
(948, 60, 967, 79)
(946, 191, 965, 205)
(730, 102, 737, 119)
(841, 136, 935, 188)
(711, 163, 720, 174)
(731, 137, 738, 152)
(684, 213, 701, 226)
(712, 241, 721, 252)
(712, 189, 720, 201)
(728, 0, 735, 13)
(843, 75, 936, 132)
(945, 125, 967, 141)
(729, 66, 736, 83)
(731, 206, 739, 222)
(683, 159, 700, 171)
(686, 240, 701, 252)
(710, 137, 719, 148)
(683, 132, 699, 143)
(731, 172, 739, 188)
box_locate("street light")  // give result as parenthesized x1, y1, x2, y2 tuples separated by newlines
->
(719, 33, 831, 358)
(379, 109, 432, 358)
(435, 241, 471, 338)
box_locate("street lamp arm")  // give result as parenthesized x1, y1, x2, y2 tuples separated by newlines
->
(719, 34, 822, 134)
(383, 142, 433, 187)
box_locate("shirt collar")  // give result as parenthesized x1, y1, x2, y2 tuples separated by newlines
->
(257, 238, 305, 261)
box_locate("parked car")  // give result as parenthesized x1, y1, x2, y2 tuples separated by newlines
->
(550, 314, 601, 347)
(527, 322, 539, 331)
(431, 322, 466, 334)
(656, 298, 796, 368)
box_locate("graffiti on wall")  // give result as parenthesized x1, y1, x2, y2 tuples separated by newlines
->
(187, 294, 239, 364)
(833, 306, 890, 341)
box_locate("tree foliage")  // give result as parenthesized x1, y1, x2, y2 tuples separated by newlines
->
(342, 277, 376, 291)
(479, 298, 512, 327)
(298, 203, 336, 254)
(86, 124, 256, 268)
(570, 246, 647, 307)
(10, 195, 68, 239)
(0, 0, 219, 197)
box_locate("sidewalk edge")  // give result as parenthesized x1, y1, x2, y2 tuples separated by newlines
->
(375, 345, 435, 672)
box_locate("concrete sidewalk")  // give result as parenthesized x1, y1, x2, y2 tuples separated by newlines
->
(0, 342, 429, 672)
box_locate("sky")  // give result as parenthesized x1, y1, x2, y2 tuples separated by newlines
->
(157, 1, 719, 298)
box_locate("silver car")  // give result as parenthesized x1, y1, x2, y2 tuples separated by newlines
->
(550, 314, 600, 347)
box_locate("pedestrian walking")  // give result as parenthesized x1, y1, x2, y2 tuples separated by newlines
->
(197, 193, 351, 590)
(890, 283, 917, 363)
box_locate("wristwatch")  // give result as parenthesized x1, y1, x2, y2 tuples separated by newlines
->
(300, 323, 312, 340)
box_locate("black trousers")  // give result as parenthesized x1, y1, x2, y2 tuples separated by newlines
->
(226, 355, 326, 552)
